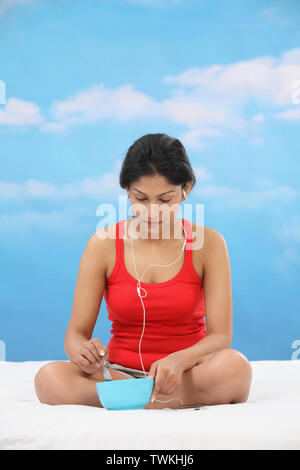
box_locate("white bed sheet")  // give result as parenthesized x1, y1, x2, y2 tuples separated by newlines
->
(0, 359, 299, 450)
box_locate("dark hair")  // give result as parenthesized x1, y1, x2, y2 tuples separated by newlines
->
(119, 133, 196, 193)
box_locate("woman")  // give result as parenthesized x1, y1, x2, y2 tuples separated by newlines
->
(34, 133, 252, 410)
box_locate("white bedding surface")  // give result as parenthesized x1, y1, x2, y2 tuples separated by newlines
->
(0, 359, 300, 450)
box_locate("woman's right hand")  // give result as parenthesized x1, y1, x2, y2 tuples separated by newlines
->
(75, 338, 109, 375)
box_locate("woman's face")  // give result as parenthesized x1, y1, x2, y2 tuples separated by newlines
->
(128, 174, 186, 228)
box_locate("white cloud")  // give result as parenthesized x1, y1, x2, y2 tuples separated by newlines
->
(259, 6, 300, 28)
(50, 83, 161, 125)
(0, 173, 124, 201)
(274, 108, 300, 121)
(248, 137, 264, 146)
(275, 214, 300, 245)
(259, 6, 287, 26)
(39, 120, 69, 134)
(0, 97, 43, 126)
(0, 180, 57, 199)
(192, 166, 212, 181)
(273, 214, 300, 275)
(164, 48, 300, 108)
(273, 247, 300, 276)
(1, 47, 300, 147)
(194, 180, 299, 210)
(1, 173, 297, 213)
(0, 206, 93, 235)
(179, 128, 224, 150)
(161, 47, 300, 139)
(252, 113, 265, 123)
(43, 80, 246, 148)
(0, 174, 298, 238)
(44, 47, 300, 145)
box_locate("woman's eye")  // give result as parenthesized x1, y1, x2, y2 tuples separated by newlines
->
(136, 198, 171, 203)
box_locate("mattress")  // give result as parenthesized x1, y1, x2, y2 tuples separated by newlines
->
(0, 359, 299, 450)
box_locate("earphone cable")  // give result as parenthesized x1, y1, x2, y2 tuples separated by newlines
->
(129, 218, 187, 408)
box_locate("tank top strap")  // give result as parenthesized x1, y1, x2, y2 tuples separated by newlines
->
(107, 218, 200, 285)
(182, 218, 193, 248)
(118, 219, 127, 264)
(182, 218, 201, 282)
(116, 219, 123, 252)
(107, 220, 123, 284)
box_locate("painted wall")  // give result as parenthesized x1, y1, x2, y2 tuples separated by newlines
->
(1, 0, 299, 362)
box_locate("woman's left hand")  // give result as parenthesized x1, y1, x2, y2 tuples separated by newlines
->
(148, 352, 185, 402)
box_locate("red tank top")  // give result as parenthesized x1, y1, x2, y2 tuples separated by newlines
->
(103, 218, 206, 371)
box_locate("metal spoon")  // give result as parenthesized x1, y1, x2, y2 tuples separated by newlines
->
(102, 359, 112, 381)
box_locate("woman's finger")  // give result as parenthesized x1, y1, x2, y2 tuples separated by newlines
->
(78, 355, 90, 368)
(87, 343, 101, 364)
(163, 383, 176, 395)
(81, 347, 98, 365)
(78, 355, 96, 372)
(103, 346, 109, 360)
(152, 372, 174, 398)
(78, 356, 98, 374)
(89, 341, 103, 363)
(91, 338, 106, 359)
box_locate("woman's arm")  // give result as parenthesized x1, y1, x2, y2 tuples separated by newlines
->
(64, 230, 108, 364)
(175, 227, 233, 371)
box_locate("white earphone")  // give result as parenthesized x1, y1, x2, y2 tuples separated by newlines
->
(128, 216, 187, 409)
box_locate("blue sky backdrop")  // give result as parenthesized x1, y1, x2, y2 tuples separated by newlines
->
(0, 0, 299, 362)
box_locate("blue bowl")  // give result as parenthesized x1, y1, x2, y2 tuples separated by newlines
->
(96, 377, 154, 410)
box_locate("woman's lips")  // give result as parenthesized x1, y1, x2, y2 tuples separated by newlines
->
(142, 219, 161, 224)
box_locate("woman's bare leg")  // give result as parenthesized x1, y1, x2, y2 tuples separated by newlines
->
(34, 361, 131, 407)
(144, 348, 252, 410)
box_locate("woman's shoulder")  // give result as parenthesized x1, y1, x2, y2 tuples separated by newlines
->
(81, 222, 118, 277)
(90, 221, 118, 249)
(190, 221, 227, 252)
